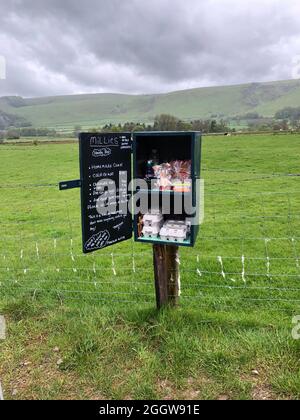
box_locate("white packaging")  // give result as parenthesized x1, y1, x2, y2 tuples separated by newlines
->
(143, 213, 164, 227)
(142, 225, 161, 239)
(159, 224, 188, 242)
(164, 220, 187, 230)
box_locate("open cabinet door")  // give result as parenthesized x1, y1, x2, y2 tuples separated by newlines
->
(79, 133, 132, 253)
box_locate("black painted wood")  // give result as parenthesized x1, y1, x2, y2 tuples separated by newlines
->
(79, 133, 132, 254)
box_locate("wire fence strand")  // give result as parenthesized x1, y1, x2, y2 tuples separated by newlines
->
(1, 173, 300, 314)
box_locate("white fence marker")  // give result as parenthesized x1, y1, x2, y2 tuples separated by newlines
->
(0, 316, 6, 340)
(197, 255, 202, 277)
(218, 256, 226, 280)
(242, 255, 246, 284)
(111, 253, 117, 276)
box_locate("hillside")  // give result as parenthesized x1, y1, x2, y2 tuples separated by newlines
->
(0, 79, 300, 130)
(0, 109, 32, 130)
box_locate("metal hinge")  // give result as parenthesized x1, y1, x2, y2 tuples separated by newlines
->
(59, 179, 82, 191)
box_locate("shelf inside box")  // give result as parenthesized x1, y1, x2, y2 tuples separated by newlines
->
(137, 236, 191, 246)
(138, 189, 192, 196)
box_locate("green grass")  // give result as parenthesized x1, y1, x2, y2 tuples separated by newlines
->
(1, 79, 300, 129)
(0, 133, 300, 400)
(2, 136, 76, 144)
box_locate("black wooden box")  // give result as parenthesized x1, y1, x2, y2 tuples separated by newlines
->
(133, 132, 202, 247)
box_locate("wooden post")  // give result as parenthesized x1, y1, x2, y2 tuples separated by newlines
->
(153, 244, 180, 309)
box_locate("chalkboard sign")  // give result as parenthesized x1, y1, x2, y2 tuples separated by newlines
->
(79, 133, 132, 253)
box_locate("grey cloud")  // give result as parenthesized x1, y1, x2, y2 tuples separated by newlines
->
(0, 0, 300, 97)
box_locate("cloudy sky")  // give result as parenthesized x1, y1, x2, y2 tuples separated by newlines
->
(0, 0, 300, 98)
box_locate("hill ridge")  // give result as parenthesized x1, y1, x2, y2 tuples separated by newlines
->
(1, 78, 300, 129)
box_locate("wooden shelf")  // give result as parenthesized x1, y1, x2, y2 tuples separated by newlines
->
(137, 236, 191, 246)
(137, 189, 191, 195)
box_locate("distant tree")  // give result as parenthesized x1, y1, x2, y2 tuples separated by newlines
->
(153, 114, 180, 131)
(272, 119, 289, 131)
(73, 125, 82, 138)
(33, 128, 56, 137)
(123, 122, 136, 132)
(6, 128, 20, 140)
(132, 123, 147, 132)
(210, 120, 218, 132)
(99, 114, 231, 134)
(240, 112, 262, 120)
(291, 119, 300, 130)
(20, 127, 37, 137)
(176, 120, 192, 131)
(275, 107, 300, 121)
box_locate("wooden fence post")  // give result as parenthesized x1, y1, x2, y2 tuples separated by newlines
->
(153, 244, 180, 309)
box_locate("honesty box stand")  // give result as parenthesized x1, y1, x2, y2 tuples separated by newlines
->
(153, 244, 180, 308)
(59, 132, 202, 309)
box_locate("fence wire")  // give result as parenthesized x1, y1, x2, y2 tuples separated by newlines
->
(0, 171, 299, 315)
(1, 128, 300, 311)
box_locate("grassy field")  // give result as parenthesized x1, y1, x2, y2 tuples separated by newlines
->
(0, 133, 300, 400)
(1, 79, 300, 129)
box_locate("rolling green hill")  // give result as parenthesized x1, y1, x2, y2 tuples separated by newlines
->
(1, 79, 300, 130)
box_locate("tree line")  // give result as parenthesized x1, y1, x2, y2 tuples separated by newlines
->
(99, 114, 231, 134)
(0, 127, 58, 141)
(1, 107, 300, 142)
(69, 108, 300, 135)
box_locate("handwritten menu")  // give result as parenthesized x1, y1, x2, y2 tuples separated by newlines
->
(79, 133, 132, 253)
